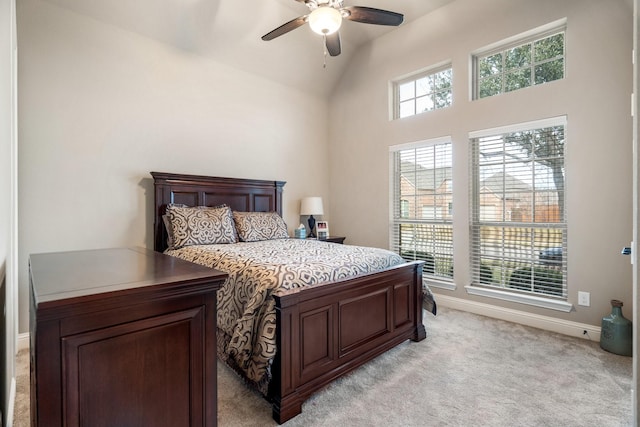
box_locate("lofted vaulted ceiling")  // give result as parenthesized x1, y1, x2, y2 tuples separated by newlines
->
(39, 0, 454, 97)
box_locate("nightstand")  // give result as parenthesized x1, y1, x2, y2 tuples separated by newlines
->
(317, 236, 346, 244)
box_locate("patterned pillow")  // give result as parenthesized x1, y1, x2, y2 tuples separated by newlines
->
(233, 211, 289, 242)
(163, 203, 192, 250)
(162, 214, 176, 250)
(166, 204, 238, 249)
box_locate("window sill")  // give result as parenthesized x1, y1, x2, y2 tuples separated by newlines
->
(465, 285, 573, 312)
(426, 278, 456, 291)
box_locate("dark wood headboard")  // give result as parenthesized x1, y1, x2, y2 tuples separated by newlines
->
(151, 172, 286, 252)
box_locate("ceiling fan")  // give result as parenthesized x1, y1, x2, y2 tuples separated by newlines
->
(261, 0, 403, 57)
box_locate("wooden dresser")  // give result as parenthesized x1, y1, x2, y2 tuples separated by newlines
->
(29, 247, 227, 427)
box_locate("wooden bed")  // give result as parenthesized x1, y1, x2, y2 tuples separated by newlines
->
(151, 171, 426, 424)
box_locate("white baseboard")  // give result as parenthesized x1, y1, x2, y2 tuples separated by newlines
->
(9, 334, 28, 426)
(6, 377, 15, 427)
(17, 332, 29, 351)
(434, 293, 601, 342)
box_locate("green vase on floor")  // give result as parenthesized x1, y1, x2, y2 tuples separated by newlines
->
(600, 299, 632, 357)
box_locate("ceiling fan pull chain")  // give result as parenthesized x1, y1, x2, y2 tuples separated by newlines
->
(323, 35, 328, 69)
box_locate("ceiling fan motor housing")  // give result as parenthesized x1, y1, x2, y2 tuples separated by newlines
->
(303, 0, 345, 10)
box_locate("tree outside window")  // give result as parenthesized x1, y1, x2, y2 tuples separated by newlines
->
(476, 32, 564, 99)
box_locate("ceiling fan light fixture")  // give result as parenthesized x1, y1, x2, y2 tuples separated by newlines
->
(308, 7, 342, 35)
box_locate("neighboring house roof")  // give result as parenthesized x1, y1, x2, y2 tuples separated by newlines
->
(401, 164, 529, 197)
(480, 171, 531, 197)
(400, 162, 452, 191)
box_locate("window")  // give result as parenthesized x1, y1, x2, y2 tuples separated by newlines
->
(393, 65, 452, 119)
(400, 200, 409, 218)
(470, 117, 567, 300)
(473, 22, 565, 99)
(390, 138, 453, 287)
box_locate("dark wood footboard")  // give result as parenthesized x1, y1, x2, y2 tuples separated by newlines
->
(151, 172, 428, 424)
(270, 261, 425, 424)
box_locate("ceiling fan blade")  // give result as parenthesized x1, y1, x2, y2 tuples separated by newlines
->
(261, 16, 308, 41)
(343, 6, 404, 26)
(325, 32, 341, 57)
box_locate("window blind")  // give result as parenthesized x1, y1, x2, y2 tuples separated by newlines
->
(390, 139, 453, 285)
(470, 117, 567, 298)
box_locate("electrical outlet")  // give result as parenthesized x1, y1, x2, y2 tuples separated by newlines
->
(578, 291, 590, 307)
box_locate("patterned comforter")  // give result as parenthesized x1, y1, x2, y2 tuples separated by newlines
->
(166, 238, 428, 387)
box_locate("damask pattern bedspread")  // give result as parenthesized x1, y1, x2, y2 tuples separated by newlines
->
(166, 238, 406, 386)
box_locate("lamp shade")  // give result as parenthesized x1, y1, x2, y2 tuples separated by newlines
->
(308, 7, 342, 35)
(300, 197, 324, 216)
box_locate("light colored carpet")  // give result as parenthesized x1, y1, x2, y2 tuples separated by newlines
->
(13, 307, 633, 426)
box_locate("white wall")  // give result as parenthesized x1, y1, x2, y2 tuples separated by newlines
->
(0, 0, 17, 423)
(633, 1, 639, 421)
(0, 1, 9, 297)
(16, 0, 634, 332)
(16, 0, 331, 333)
(329, 0, 633, 327)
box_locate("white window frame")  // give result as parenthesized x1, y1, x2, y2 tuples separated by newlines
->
(468, 116, 572, 312)
(391, 62, 453, 120)
(389, 137, 455, 290)
(471, 19, 566, 100)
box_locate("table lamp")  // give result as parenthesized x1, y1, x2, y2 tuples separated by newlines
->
(300, 197, 324, 238)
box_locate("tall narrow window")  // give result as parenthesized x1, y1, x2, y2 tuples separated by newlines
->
(470, 117, 567, 298)
(390, 138, 453, 287)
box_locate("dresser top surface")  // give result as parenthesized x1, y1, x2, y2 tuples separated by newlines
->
(30, 247, 226, 308)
